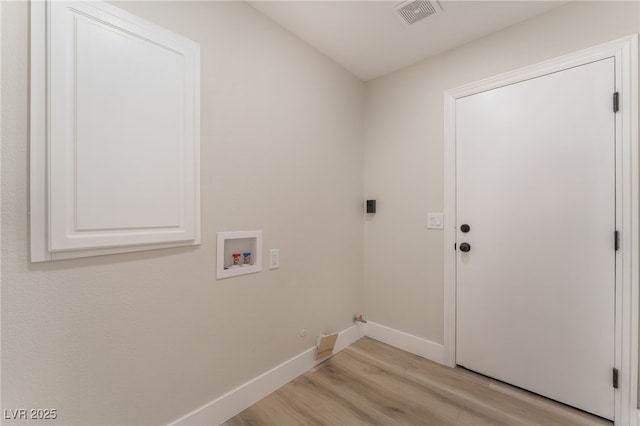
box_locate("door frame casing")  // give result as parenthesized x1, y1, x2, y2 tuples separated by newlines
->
(443, 35, 638, 424)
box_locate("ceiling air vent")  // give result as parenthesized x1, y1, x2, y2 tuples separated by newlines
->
(393, 0, 442, 26)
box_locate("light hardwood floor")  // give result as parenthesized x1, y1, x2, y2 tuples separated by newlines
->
(225, 337, 611, 426)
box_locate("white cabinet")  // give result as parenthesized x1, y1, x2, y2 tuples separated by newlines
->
(31, 1, 200, 261)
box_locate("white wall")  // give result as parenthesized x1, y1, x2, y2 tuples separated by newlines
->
(363, 1, 639, 344)
(1, 1, 364, 424)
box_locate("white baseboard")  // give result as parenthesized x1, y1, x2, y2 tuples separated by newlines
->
(364, 321, 444, 365)
(169, 324, 365, 426)
(168, 322, 443, 425)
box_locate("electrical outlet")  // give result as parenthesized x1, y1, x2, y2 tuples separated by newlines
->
(269, 249, 280, 269)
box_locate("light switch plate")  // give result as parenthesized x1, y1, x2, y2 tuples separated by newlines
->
(427, 212, 444, 229)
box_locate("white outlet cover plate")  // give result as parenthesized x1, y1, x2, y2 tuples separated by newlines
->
(269, 248, 280, 269)
(427, 212, 444, 229)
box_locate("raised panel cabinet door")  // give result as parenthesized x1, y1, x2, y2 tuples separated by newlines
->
(32, 1, 200, 259)
(455, 58, 615, 419)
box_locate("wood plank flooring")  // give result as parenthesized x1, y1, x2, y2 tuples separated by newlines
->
(224, 337, 611, 426)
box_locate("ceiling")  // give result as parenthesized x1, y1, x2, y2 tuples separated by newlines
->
(249, 1, 567, 81)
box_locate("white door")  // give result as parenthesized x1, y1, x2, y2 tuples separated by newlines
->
(456, 58, 616, 420)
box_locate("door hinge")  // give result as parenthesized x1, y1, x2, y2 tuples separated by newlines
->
(615, 230, 620, 251)
(613, 92, 619, 113)
(454, 243, 457, 250)
(613, 368, 619, 389)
